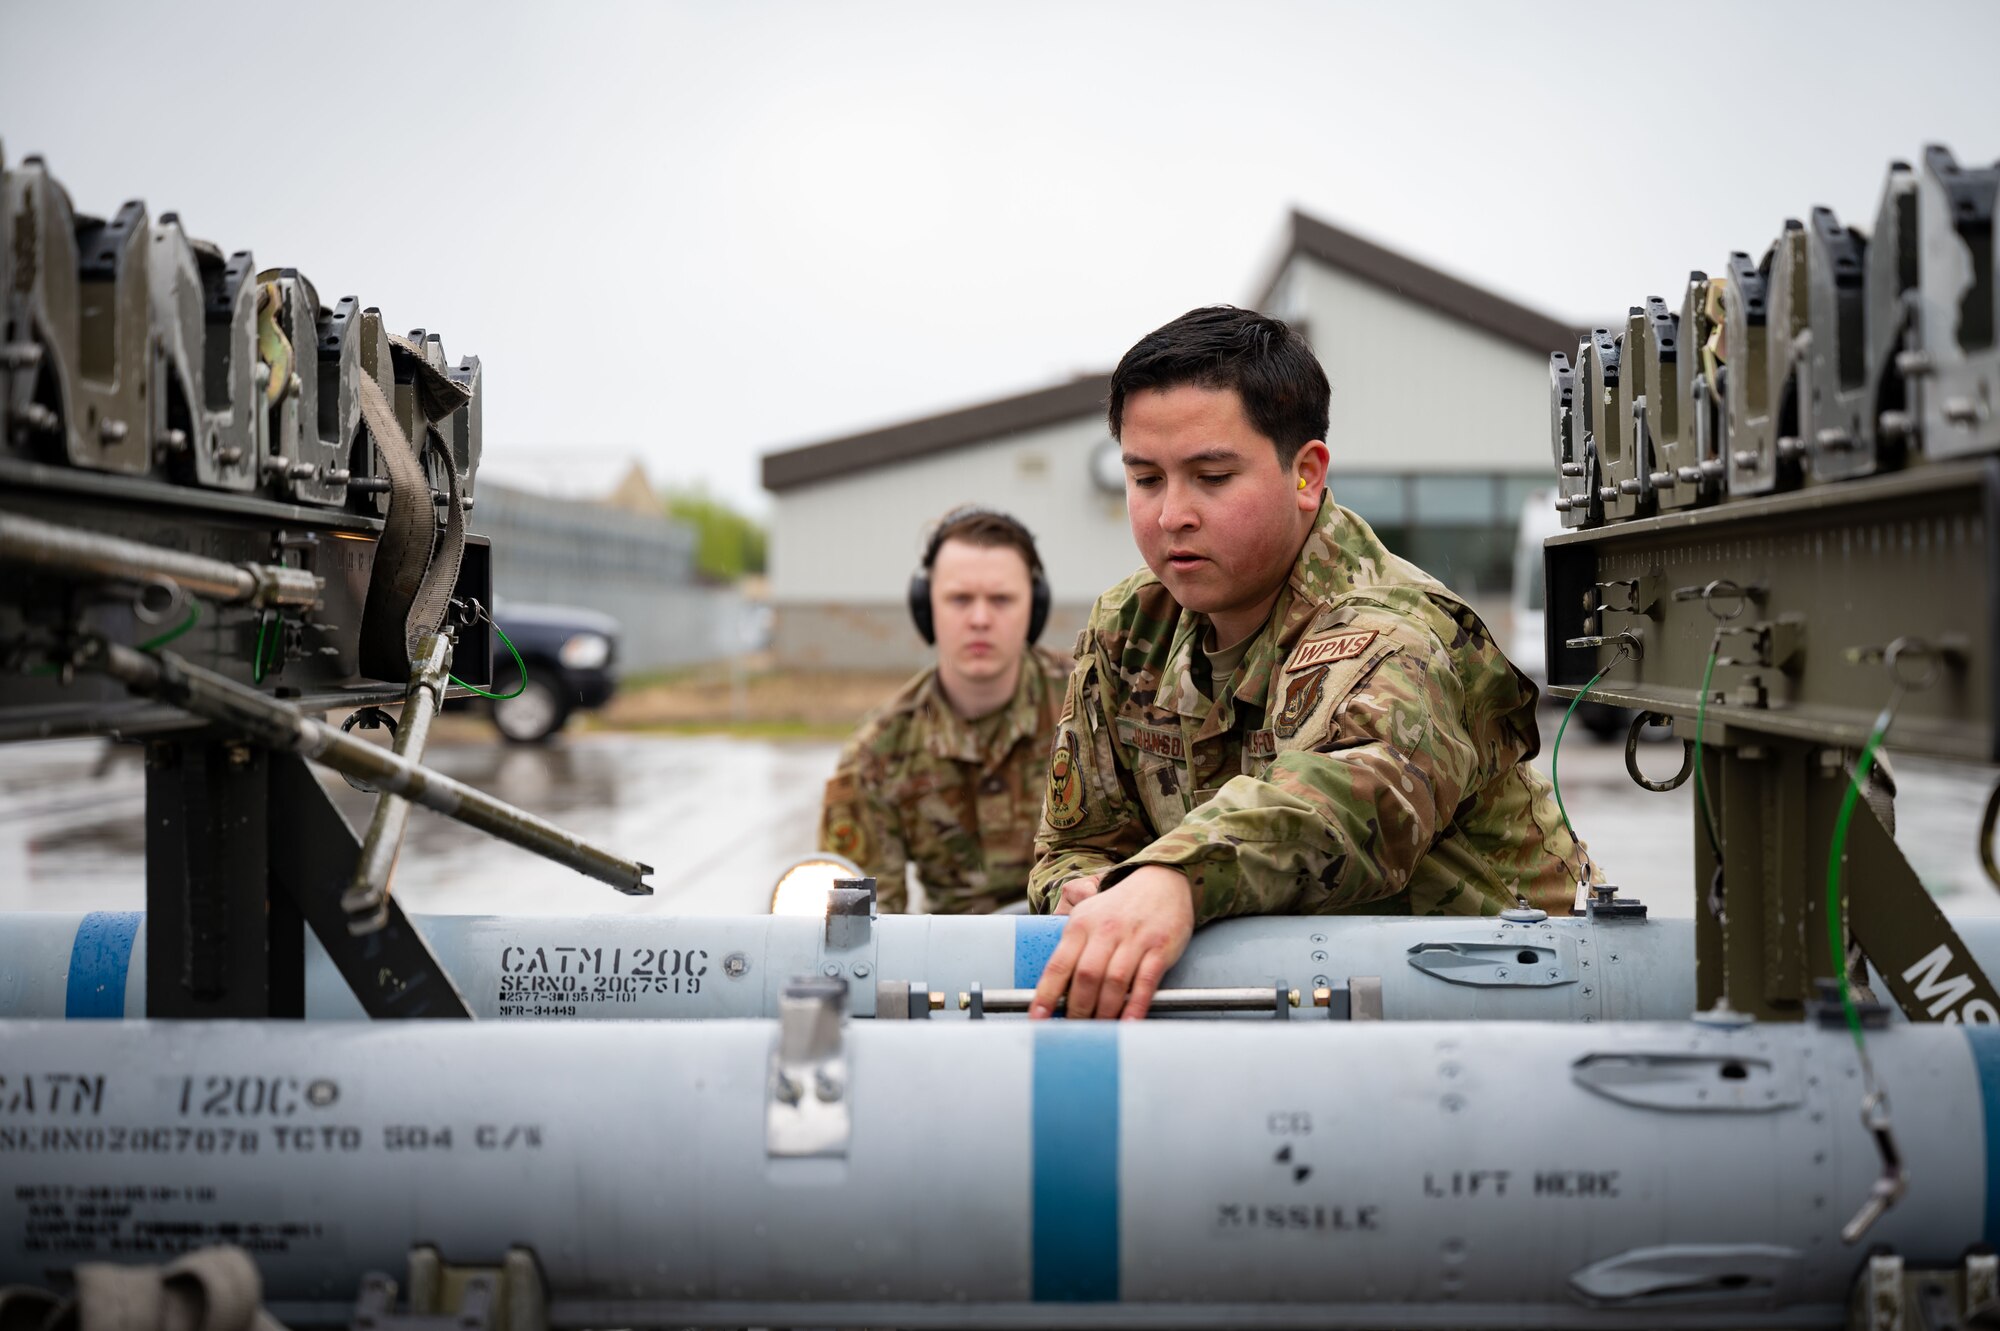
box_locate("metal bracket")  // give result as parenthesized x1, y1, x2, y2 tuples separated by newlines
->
(1569, 1243, 1802, 1309)
(1570, 1050, 1802, 1113)
(1596, 571, 1663, 617)
(1839, 1251, 2000, 1331)
(352, 1245, 547, 1331)
(1312, 976, 1384, 1020)
(873, 979, 940, 1019)
(825, 877, 876, 949)
(1807, 979, 1893, 1031)
(1584, 883, 1650, 920)
(1969, 1251, 1999, 1316)
(270, 754, 472, 1019)
(1406, 934, 1575, 988)
(768, 977, 850, 1158)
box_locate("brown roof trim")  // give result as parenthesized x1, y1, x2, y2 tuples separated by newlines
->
(762, 373, 1109, 493)
(1262, 210, 1581, 356)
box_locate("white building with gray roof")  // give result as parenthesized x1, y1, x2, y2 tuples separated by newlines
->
(761, 211, 1580, 670)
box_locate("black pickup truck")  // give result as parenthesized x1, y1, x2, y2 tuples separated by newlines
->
(480, 602, 621, 742)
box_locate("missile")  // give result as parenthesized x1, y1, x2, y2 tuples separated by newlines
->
(14, 909, 2000, 1024)
(0, 1015, 1988, 1326)
(1, 909, 1713, 1021)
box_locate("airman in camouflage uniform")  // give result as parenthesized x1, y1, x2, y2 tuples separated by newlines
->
(1029, 494, 1596, 922)
(822, 646, 1070, 913)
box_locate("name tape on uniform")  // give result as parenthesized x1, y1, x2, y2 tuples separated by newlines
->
(1117, 722, 1185, 761)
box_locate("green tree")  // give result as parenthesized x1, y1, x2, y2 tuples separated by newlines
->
(663, 487, 767, 582)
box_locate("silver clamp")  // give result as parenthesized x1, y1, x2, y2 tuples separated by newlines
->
(768, 977, 851, 1158)
(874, 979, 941, 1019)
(826, 876, 876, 949)
(245, 561, 323, 609)
(1312, 977, 1384, 1020)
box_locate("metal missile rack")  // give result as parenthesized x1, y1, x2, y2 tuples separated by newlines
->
(0, 142, 651, 1024)
(1544, 145, 2000, 1027)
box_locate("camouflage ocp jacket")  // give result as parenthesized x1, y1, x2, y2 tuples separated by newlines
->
(822, 647, 1069, 914)
(1029, 496, 1597, 921)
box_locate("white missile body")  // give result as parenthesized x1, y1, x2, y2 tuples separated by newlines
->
(0, 1018, 1989, 1327)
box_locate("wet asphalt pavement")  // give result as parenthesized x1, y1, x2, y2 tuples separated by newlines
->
(0, 732, 836, 916)
(3, 713, 2000, 919)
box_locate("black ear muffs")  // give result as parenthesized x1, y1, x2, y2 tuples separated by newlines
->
(907, 569, 937, 645)
(908, 508, 1051, 646)
(908, 569, 1051, 646)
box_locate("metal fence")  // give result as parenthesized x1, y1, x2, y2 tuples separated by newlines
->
(477, 484, 749, 672)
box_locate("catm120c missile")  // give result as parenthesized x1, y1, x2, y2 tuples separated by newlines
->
(13, 909, 2000, 1024)
(0, 1016, 1990, 1326)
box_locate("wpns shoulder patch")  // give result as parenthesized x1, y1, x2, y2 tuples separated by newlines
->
(1289, 630, 1378, 672)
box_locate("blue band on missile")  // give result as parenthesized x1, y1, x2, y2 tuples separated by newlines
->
(1971, 1026, 2000, 1245)
(65, 912, 141, 1019)
(1015, 916, 1066, 988)
(1032, 1024, 1119, 1301)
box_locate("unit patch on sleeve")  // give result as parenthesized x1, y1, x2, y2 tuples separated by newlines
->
(1045, 728, 1087, 830)
(1288, 630, 1379, 672)
(821, 775, 871, 865)
(1274, 665, 1329, 739)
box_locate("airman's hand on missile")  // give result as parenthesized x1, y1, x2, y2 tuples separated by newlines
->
(1031, 866, 1194, 1020)
(1052, 874, 1102, 913)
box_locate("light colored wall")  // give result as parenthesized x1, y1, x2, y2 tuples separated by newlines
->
(768, 256, 1551, 669)
(480, 483, 750, 673)
(1287, 256, 1552, 474)
(769, 408, 1143, 669)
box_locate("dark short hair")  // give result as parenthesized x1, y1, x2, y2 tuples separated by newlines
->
(924, 506, 1043, 577)
(1107, 306, 1330, 467)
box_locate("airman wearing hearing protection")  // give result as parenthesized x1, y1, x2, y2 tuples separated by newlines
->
(819, 508, 1069, 914)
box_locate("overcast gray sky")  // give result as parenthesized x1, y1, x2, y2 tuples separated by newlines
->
(4, 1, 1996, 512)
